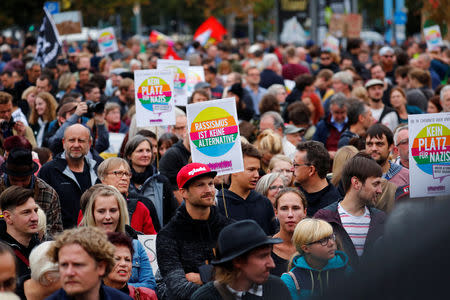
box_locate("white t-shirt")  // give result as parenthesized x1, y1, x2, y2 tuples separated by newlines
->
(370, 107, 399, 132)
(338, 203, 371, 256)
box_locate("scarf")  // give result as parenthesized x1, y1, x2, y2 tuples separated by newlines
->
(131, 165, 154, 185)
(108, 122, 121, 133)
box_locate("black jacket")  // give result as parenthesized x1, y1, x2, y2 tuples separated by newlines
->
(337, 129, 359, 149)
(38, 154, 99, 229)
(156, 204, 231, 300)
(298, 180, 341, 217)
(217, 189, 277, 235)
(0, 220, 40, 278)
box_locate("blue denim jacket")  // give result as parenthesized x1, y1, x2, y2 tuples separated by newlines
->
(129, 239, 156, 290)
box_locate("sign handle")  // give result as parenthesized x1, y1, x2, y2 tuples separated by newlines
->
(221, 181, 228, 218)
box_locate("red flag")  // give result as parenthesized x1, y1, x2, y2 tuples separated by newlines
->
(193, 16, 227, 45)
(149, 30, 173, 45)
(163, 45, 181, 60)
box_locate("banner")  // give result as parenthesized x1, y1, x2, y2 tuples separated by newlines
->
(187, 66, 205, 97)
(35, 8, 62, 67)
(134, 70, 176, 127)
(424, 25, 443, 51)
(409, 113, 450, 198)
(98, 27, 118, 56)
(187, 98, 244, 175)
(137, 235, 158, 275)
(52, 10, 82, 35)
(157, 59, 189, 106)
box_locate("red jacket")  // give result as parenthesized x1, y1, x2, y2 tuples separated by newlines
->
(77, 200, 156, 234)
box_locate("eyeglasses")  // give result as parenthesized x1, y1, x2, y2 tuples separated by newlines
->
(396, 138, 408, 146)
(383, 55, 394, 58)
(307, 233, 336, 246)
(293, 163, 310, 168)
(268, 185, 284, 191)
(108, 171, 132, 178)
(273, 168, 294, 174)
(320, 56, 331, 60)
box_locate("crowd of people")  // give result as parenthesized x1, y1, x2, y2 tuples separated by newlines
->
(0, 31, 449, 300)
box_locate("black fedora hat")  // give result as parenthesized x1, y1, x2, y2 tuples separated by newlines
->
(1, 148, 39, 177)
(212, 220, 282, 265)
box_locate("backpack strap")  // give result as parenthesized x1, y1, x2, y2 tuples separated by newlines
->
(126, 198, 139, 220)
(13, 249, 29, 267)
(285, 271, 301, 292)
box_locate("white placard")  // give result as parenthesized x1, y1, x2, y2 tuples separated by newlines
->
(187, 97, 244, 175)
(408, 113, 450, 198)
(104, 132, 125, 154)
(187, 66, 205, 97)
(134, 70, 176, 127)
(98, 27, 118, 55)
(137, 235, 158, 275)
(157, 59, 189, 106)
(424, 25, 443, 51)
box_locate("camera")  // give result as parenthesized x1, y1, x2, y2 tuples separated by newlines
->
(0, 120, 16, 138)
(85, 100, 105, 115)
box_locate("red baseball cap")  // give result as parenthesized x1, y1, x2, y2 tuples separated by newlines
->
(177, 163, 217, 189)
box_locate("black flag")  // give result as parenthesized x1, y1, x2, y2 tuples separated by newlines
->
(35, 8, 61, 67)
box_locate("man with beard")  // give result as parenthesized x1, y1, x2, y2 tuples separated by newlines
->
(365, 123, 409, 187)
(156, 163, 231, 300)
(366, 79, 398, 132)
(293, 141, 340, 217)
(315, 153, 386, 268)
(39, 124, 99, 229)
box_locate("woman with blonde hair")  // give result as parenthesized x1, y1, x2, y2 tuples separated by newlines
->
(268, 154, 294, 186)
(351, 86, 370, 104)
(79, 184, 156, 290)
(21, 86, 38, 111)
(254, 129, 283, 173)
(19, 241, 61, 300)
(56, 72, 77, 100)
(281, 218, 350, 300)
(29, 92, 58, 146)
(330, 146, 358, 195)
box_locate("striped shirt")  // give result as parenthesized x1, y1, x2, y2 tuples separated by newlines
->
(338, 203, 371, 256)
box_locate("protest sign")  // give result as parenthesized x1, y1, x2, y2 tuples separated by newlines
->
(97, 27, 118, 55)
(137, 235, 158, 275)
(345, 14, 362, 38)
(187, 66, 206, 97)
(409, 113, 450, 198)
(328, 14, 345, 38)
(52, 11, 82, 35)
(322, 35, 339, 53)
(187, 98, 244, 175)
(157, 59, 189, 106)
(134, 70, 176, 127)
(424, 25, 443, 50)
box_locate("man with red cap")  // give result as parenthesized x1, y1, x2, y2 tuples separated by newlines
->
(155, 163, 231, 300)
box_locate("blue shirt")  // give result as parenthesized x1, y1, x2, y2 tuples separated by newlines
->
(245, 86, 267, 115)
